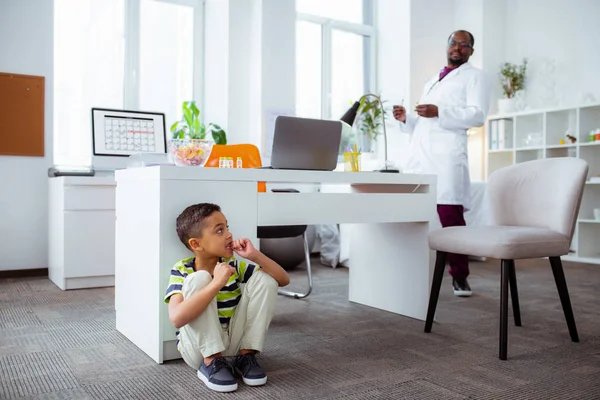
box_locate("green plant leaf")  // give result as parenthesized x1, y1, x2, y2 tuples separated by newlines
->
(190, 118, 200, 139)
(170, 120, 181, 132)
(183, 107, 193, 131)
(499, 59, 527, 98)
(172, 128, 185, 139)
(189, 101, 200, 118)
(210, 123, 227, 144)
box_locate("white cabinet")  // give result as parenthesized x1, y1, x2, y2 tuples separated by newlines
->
(486, 103, 600, 265)
(48, 176, 116, 289)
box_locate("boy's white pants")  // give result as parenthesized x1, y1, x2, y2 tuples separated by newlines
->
(178, 269, 278, 370)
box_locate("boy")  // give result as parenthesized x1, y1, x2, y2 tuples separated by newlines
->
(164, 203, 290, 393)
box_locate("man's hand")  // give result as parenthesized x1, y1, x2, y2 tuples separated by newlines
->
(213, 262, 236, 287)
(415, 104, 438, 118)
(392, 105, 407, 123)
(232, 238, 258, 260)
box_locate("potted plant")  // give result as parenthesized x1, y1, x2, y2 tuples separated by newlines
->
(169, 101, 227, 166)
(499, 59, 527, 114)
(356, 95, 388, 153)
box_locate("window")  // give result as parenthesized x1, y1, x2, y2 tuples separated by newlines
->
(296, 0, 365, 24)
(54, 0, 201, 167)
(295, 0, 375, 156)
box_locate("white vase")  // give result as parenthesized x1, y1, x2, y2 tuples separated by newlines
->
(497, 98, 515, 114)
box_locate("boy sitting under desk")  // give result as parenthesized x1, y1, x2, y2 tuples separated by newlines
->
(164, 203, 290, 393)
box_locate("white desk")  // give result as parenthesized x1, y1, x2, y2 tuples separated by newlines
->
(114, 167, 437, 363)
(48, 176, 116, 290)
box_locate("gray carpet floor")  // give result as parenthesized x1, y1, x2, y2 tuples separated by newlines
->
(1, 257, 600, 399)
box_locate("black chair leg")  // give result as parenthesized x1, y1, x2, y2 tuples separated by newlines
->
(549, 256, 579, 342)
(508, 260, 522, 327)
(424, 251, 447, 333)
(500, 259, 510, 360)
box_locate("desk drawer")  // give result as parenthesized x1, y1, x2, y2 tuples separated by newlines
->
(64, 185, 116, 210)
(258, 192, 435, 225)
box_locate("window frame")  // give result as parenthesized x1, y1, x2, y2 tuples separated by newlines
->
(296, 0, 377, 122)
(124, 0, 204, 114)
(53, 0, 204, 166)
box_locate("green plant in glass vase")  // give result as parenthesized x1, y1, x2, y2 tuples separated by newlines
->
(356, 95, 388, 152)
(169, 101, 227, 166)
(500, 59, 527, 99)
(170, 101, 227, 144)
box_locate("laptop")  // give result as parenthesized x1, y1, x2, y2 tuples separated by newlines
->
(264, 116, 342, 171)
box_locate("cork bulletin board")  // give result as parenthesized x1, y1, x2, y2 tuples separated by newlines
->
(0, 72, 45, 157)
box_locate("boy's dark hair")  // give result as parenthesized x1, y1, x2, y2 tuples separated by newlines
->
(176, 203, 221, 250)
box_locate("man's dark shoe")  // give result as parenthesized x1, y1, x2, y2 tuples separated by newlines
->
(234, 353, 267, 386)
(197, 356, 238, 392)
(453, 278, 472, 297)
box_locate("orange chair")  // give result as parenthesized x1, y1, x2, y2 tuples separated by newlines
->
(205, 144, 266, 192)
(205, 144, 313, 299)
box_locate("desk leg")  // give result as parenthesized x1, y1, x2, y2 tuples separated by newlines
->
(349, 222, 433, 320)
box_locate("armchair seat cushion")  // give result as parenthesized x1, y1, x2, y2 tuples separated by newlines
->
(428, 226, 571, 260)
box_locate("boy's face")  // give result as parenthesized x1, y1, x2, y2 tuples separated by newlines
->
(188, 211, 234, 258)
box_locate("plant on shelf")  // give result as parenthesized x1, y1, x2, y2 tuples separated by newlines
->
(170, 100, 227, 144)
(500, 59, 528, 99)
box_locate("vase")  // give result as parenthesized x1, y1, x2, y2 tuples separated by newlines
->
(497, 98, 515, 114)
(360, 134, 373, 153)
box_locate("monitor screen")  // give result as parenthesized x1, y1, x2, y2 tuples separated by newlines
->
(91, 108, 167, 157)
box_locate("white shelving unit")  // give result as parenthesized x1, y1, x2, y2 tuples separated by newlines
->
(485, 103, 600, 265)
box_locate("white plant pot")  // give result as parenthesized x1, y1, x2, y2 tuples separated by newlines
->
(497, 98, 515, 114)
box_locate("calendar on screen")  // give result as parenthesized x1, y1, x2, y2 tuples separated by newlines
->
(103, 116, 157, 152)
(91, 108, 167, 157)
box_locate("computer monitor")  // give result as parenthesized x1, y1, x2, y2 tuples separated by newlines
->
(269, 116, 342, 171)
(91, 108, 167, 171)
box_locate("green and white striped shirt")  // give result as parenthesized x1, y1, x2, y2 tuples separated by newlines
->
(164, 256, 259, 325)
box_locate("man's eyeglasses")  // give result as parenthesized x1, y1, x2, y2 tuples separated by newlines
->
(448, 41, 472, 49)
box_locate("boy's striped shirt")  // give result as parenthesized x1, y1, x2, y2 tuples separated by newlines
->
(164, 256, 259, 325)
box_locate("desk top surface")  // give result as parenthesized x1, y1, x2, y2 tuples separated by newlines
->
(115, 166, 436, 186)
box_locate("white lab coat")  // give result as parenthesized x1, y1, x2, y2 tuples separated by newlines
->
(399, 62, 490, 211)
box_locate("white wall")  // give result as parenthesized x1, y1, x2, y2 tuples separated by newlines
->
(408, 0, 455, 107)
(374, 0, 411, 168)
(203, 0, 230, 135)
(505, 0, 600, 109)
(0, 0, 53, 271)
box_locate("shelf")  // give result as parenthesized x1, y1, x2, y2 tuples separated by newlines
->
(515, 146, 544, 151)
(547, 109, 577, 146)
(488, 102, 600, 120)
(485, 103, 600, 266)
(579, 141, 600, 147)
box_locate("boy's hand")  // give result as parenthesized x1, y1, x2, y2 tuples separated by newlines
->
(213, 262, 236, 287)
(232, 238, 258, 260)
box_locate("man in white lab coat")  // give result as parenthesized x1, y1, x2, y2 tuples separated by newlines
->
(393, 30, 491, 297)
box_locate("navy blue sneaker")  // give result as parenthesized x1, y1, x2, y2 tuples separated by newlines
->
(234, 353, 267, 386)
(197, 356, 238, 392)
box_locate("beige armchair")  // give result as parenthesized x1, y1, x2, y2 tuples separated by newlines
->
(424, 158, 589, 360)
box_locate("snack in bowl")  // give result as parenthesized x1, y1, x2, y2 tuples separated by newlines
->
(169, 139, 214, 166)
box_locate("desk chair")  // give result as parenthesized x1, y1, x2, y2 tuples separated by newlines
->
(424, 158, 588, 360)
(205, 144, 313, 299)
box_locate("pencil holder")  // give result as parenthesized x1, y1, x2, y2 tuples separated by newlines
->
(343, 152, 361, 172)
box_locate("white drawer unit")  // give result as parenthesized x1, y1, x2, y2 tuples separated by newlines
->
(48, 175, 116, 290)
